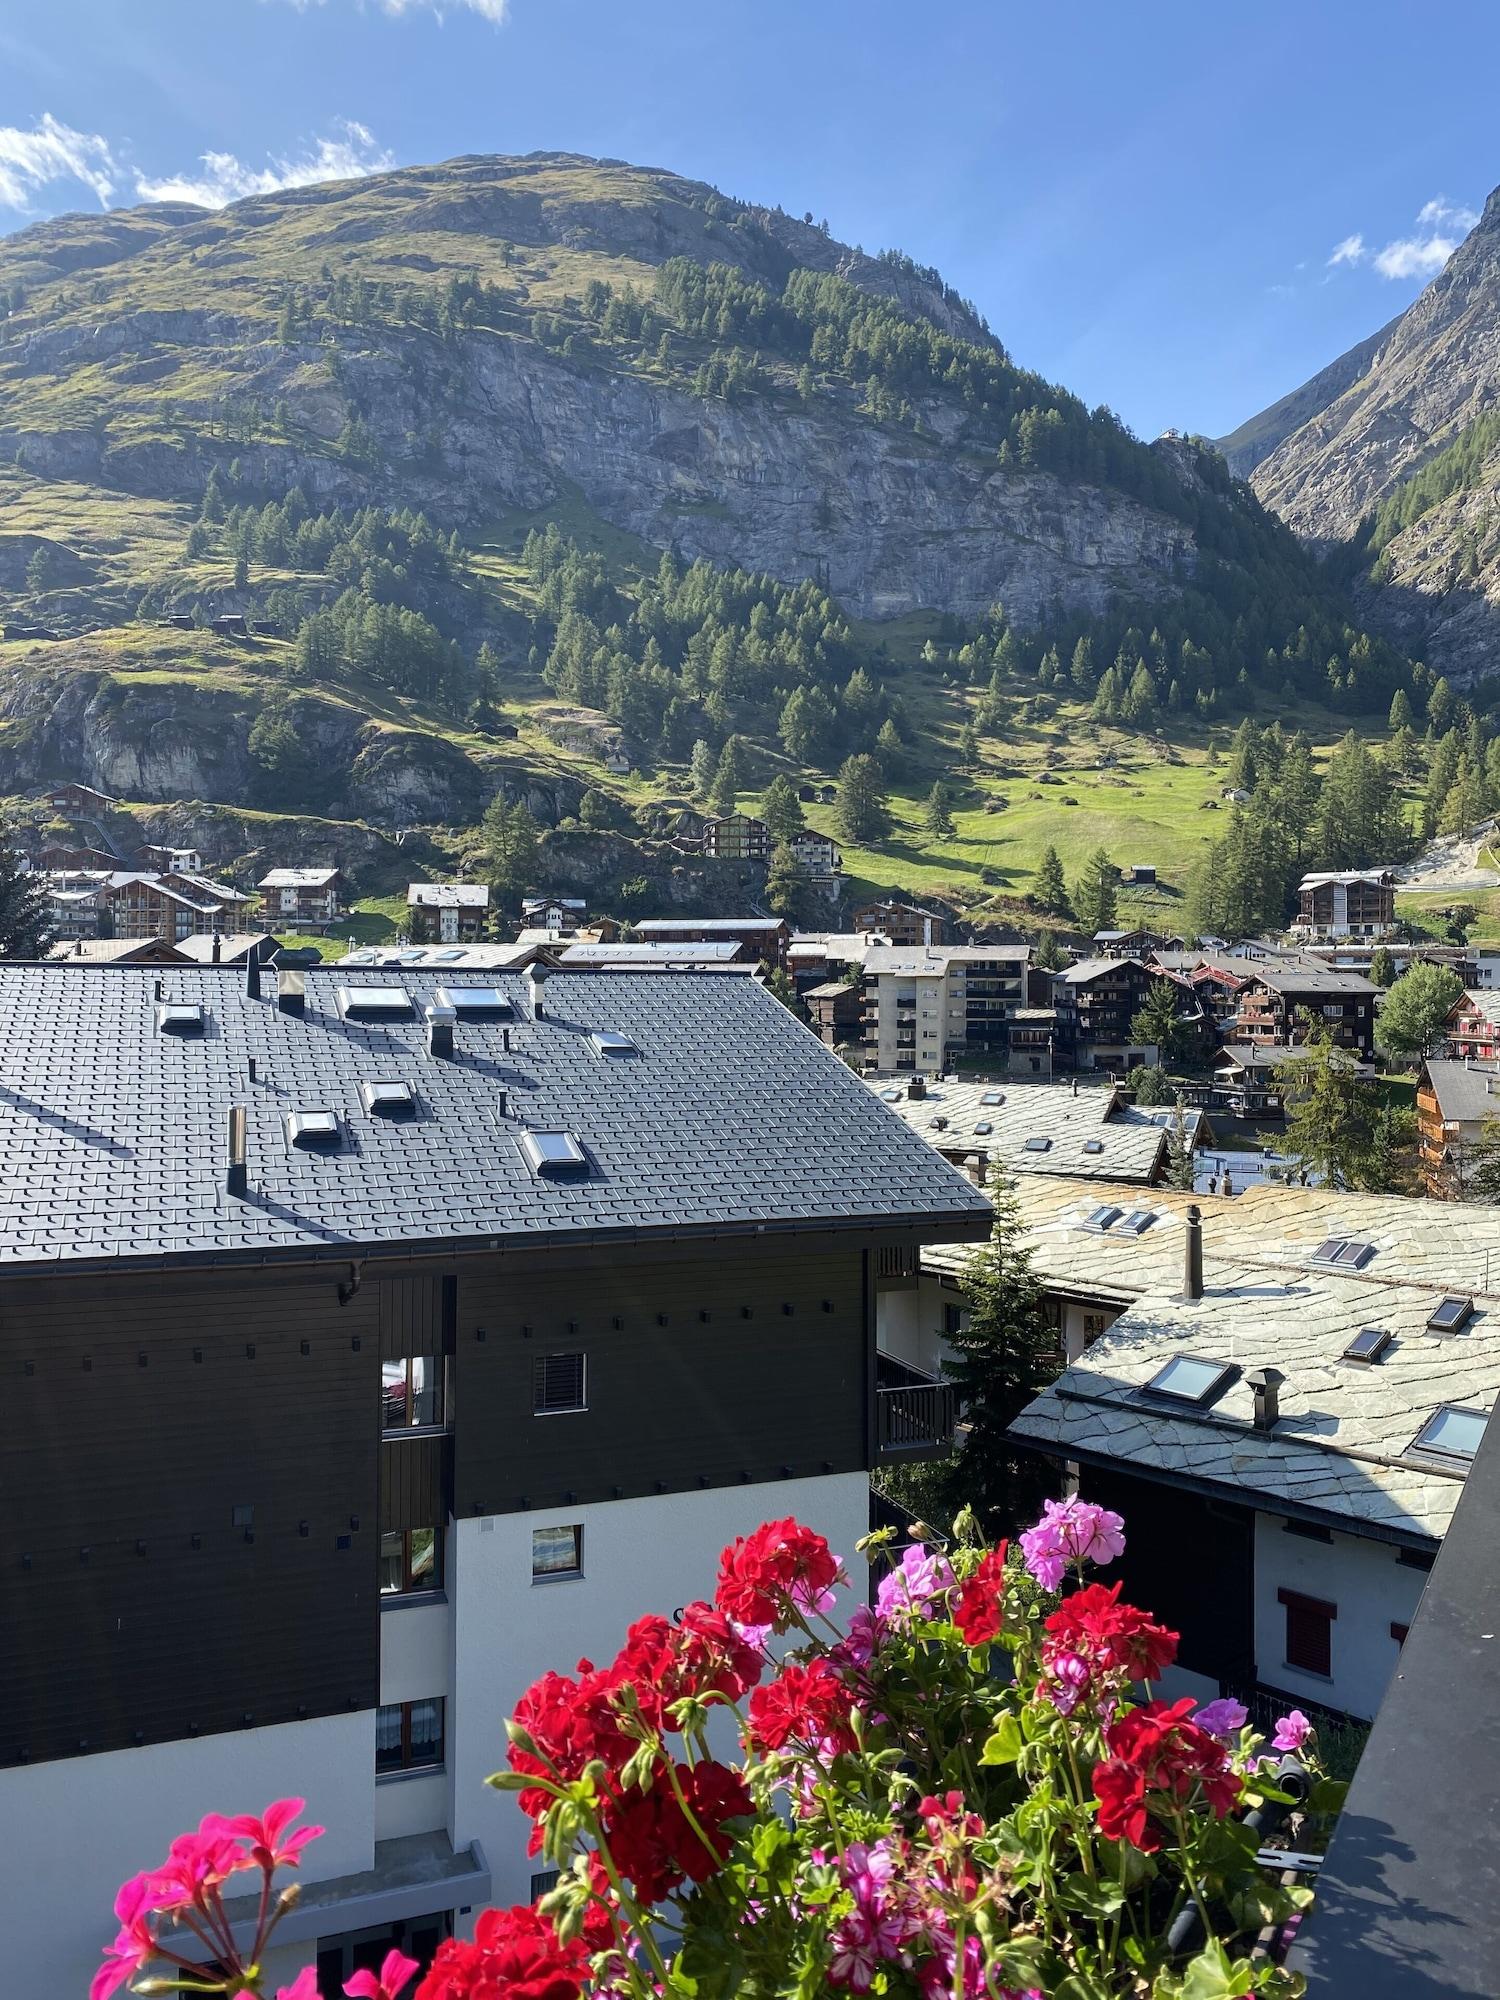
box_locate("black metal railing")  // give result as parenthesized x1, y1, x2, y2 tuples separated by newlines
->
(875, 1356, 956, 1460)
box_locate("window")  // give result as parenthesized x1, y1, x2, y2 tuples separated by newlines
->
(380, 1527, 442, 1596)
(1410, 1405, 1490, 1460)
(532, 1524, 583, 1580)
(1311, 1237, 1375, 1270)
(1342, 1326, 1392, 1365)
(1116, 1209, 1156, 1237)
(981, 1091, 1005, 1106)
(589, 1030, 637, 1057)
(520, 1129, 590, 1179)
(943, 1303, 964, 1337)
(376, 1697, 445, 1775)
(1082, 1312, 1110, 1342)
(1023, 1136, 1051, 1154)
(1142, 1355, 1237, 1405)
(361, 1079, 414, 1117)
(436, 985, 512, 1017)
(973, 1121, 993, 1136)
(1279, 1588, 1335, 1678)
(533, 1352, 586, 1415)
(1082, 1139, 1104, 1156)
(1083, 1205, 1124, 1234)
(530, 1871, 561, 1901)
(382, 1355, 444, 1431)
(338, 985, 414, 1019)
(1427, 1296, 1474, 1335)
(286, 1108, 340, 1149)
(156, 1002, 204, 1036)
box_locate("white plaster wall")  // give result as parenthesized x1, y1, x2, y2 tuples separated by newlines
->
(1254, 1514, 1430, 1721)
(876, 1284, 925, 1369)
(0, 1710, 376, 2000)
(375, 1769, 450, 1841)
(380, 1596, 452, 1707)
(449, 1473, 871, 1908)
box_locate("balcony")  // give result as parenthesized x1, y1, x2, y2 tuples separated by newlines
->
(875, 1354, 956, 1463)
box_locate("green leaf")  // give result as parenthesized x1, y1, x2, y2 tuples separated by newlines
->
(1307, 1776, 1349, 1815)
(1171, 1941, 1257, 2000)
(980, 1713, 1024, 1765)
(1057, 1875, 1126, 1920)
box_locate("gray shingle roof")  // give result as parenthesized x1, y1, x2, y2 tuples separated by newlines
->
(0, 966, 991, 1271)
(867, 1077, 1166, 1184)
(1422, 1058, 1500, 1125)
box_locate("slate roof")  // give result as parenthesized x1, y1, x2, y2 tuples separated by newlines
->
(863, 945, 1031, 976)
(258, 868, 339, 889)
(174, 933, 280, 966)
(866, 1077, 1167, 1184)
(1422, 1058, 1500, 1126)
(0, 965, 991, 1271)
(636, 917, 785, 934)
(44, 938, 189, 964)
(556, 941, 745, 966)
(407, 883, 490, 909)
(1449, 989, 1500, 1030)
(1245, 964, 1378, 997)
(341, 944, 542, 969)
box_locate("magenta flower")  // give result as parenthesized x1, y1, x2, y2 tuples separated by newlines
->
(830, 1601, 887, 1670)
(828, 1902, 908, 1992)
(840, 1838, 898, 1907)
(1041, 1650, 1092, 1716)
(875, 1543, 956, 1626)
(1019, 1498, 1126, 1591)
(1194, 1698, 1249, 1742)
(279, 1973, 325, 2000)
(90, 1876, 158, 2000)
(1272, 1709, 1314, 1754)
(345, 1947, 419, 2000)
(203, 1797, 324, 1873)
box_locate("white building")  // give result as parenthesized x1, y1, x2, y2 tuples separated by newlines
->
(861, 943, 1032, 1073)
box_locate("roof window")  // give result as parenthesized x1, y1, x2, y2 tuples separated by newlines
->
(1343, 1326, 1393, 1365)
(590, 1031, 638, 1057)
(433, 949, 466, 963)
(981, 1091, 1006, 1106)
(1116, 1209, 1156, 1237)
(1410, 1405, 1489, 1461)
(361, 1079, 415, 1117)
(156, 1001, 204, 1036)
(1428, 1296, 1474, 1335)
(1142, 1355, 1237, 1405)
(1082, 1139, 1104, 1156)
(1023, 1136, 1051, 1154)
(437, 984, 512, 1017)
(520, 1129, 590, 1179)
(1083, 1204, 1124, 1234)
(973, 1121, 993, 1136)
(286, 1108, 340, 1149)
(338, 984, 413, 1019)
(1312, 1236, 1375, 1270)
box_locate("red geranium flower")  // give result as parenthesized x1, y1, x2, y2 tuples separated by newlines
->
(748, 1658, 854, 1754)
(612, 1602, 763, 1731)
(507, 1662, 635, 1840)
(715, 1518, 839, 1632)
(1045, 1582, 1178, 1681)
(603, 1759, 751, 1905)
(1091, 1697, 1242, 1849)
(950, 1543, 1009, 1647)
(415, 1905, 590, 2000)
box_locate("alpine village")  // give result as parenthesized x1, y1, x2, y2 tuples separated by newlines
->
(5, 20, 1500, 2000)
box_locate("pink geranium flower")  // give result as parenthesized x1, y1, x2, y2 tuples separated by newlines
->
(279, 1972, 325, 2000)
(344, 1946, 419, 2000)
(90, 1876, 158, 2000)
(1272, 1709, 1314, 1754)
(1019, 1498, 1125, 1591)
(205, 1797, 325, 1872)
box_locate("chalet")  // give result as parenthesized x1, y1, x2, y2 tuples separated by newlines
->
(803, 978, 863, 1047)
(407, 883, 491, 946)
(136, 843, 203, 875)
(1417, 1057, 1500, 1196)
(44, 781, 116, 815)
(33, 843, 120, 873)
(700, 813, 770, 863)
(1050, 958, 1193, 1072)
(1121, 863, 1157, 885)
(520, 896, 588, 936)
(259, 866, 344, 929)
(789, 830, 843, 890)
(1009, 1180, 1500, 1723)
(1444, 989, 1500, 1063)
(851, 899, 947, 947)
(1230, 963, 1378, 1063)
(1092, 927, 1174, 958)
(634, 916, 790, 969)
(43, 870, 252, 944)
(861, 944, 1031, 1071)
(209, 612, 248, 636)
(0, 961, 988, 1997)
(1291, 869, 1398, 941)
(1006, 1006, 1059, 1075)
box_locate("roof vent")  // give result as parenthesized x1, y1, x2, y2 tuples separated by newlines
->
(519, 1129, 589, 1179)
(589, 1031, 637, 1058)
(425, 1001, 456, 1061)
(361, 1079, 415, 1117)
(156, 1001, 204, 1036)
(1247, 1366, 1285, 1431)
(1183, 1202, 1204, 1301)
(907, 1077, 926, 1100)
(286, 1108, 340, 1150)
(277, 967, 306, 1016)
(528, 965, 549, 1021)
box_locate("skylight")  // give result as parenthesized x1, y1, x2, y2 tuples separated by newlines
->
(1082, 1139, 1104, 1156)
(1083, 1204, 1124, 1234)
(433, 949, 466, 964)
(1312, 1237, 1375, 1270)
(437, 984, 512, 1016)
(973, 1121, 993, 1136)
(1023, 1136, 1051, 1153)
(1142, 1355, 1237, 1405)
(520, 1129, 590, 1179)
(1116, 1210, 1156, 1237)
(1411, 1405, 1490, 1460)
(286, 1108, 340, 1149)
(1343, 1326, 1393, 1365)
(1428, 1296, 1474, 1335)
(590, 1031, 638, 1057)
(981, 1091, 1006, 1106)
(338, 985, 413, 1019)
(361, 1079, 415, 1117)
(881, 1089, 901, 1102)
(156, 1001, 204, 1036)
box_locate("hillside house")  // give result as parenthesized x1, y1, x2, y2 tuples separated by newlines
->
(699, 813, 770, 862)
(1050, 958, 1197, 1072)
(1292, 869, 1398, 941)
(1444, 989, 1500, 1063)
(135, 843, 203, 875)
(1230, 962, 1378, 1063)
(44, 782, 116, 815)
(259, 866, 344, 929)
(407, 883, 491, 945)
(1417, 1057, 1500, 1196)
(634, 916, 790, 968)
(519, 896, 588, 937)
(0, 960, 989, 1997)
(851, 899, 947, 947)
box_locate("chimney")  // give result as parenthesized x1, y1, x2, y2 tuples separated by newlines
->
(426, 1000, 456, 1060)
(1071, 1076, 1078, 1098)
(276, 967, 305, 1016)
(528, 964, 549, 1020)
(1182, 1202, 1204, 1301)
(226, 1104, 248, 1198)
(210, 932, 221, 965)
(1247, 1367, 1285, 1431)
(908, 1076, 926, 1100)
(923, 916, 932, 948)
(244, 951, 262, 1000)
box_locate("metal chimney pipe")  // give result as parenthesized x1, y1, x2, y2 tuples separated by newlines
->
(244, 951, 262, 999)
(226, 1104, 248, 1198)
(211, 932, 221, 965)
(1247, 1367, 1285, 1431)
(1183, 1203, 1204, 1301)
(425, 1000, 456, 1060)
(528, 966, 548, 1020)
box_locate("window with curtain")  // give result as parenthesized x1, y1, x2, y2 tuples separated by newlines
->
(375, 1697, 445, 1775)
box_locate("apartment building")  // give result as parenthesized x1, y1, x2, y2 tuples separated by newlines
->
(406, 883, 491, 946)
(259, 866, 344, 928)
(1230, 962, 1378, 1062)
(0, 961, 990, 1997)
(860, 943, 1032, 1071)
(1291, 869, 1397, 940)
(1443, 989, 1500, 1062)
(850, 899, 947, 947)
(699, 813, 770, 862)
(43, 869, 252, 943)
(633, 916, 790, 968)
(1050, 957, 1186, 1071)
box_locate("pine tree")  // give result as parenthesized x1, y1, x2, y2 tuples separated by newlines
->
(1277, 1025, 1382, 1190)
(0, 830, 51, 958)
(1165, 1098, 1196, 1190)
(1389, 688, 1414, 732)
(1129, 977, 1190, 1066)
(761, 774, 806, 845)
(1032, 845, 1070, 917)
(924, 782, 956, 839)
(24, 545, 51, 593)
(834, 753, 891, 844)
(1369, 945, 1397, 989)
(689, 738, 718, 800)
(874, 717, 905, 778)
(940, 1182, 1062, 1533)
(709, 734, 749, 814)
(764, 844, 818, 926)
(482, 797, 540, 903)
(1070, 848, 1118, 934)
(1032, 929, 1066, 972)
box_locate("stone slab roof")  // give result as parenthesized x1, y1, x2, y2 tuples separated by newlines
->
(867, 1077, 1166, 1184)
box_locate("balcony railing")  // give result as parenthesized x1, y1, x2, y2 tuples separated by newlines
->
(875, 1355, 956, 1462)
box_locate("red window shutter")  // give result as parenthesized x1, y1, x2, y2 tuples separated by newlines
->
(1278, 1587, 1336, 1677)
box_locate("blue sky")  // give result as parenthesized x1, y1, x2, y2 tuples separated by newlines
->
(2, 0, 1498, 439)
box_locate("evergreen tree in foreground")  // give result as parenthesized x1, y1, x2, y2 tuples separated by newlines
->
(1276, 1022, 1382, 1190)
(0, 831, 50, 959)
(941, 1178, 1062, 1534)
(1032, 845, 1070, 917)
(834, 753, 891, 844)
(1070, 847, 1118, 935)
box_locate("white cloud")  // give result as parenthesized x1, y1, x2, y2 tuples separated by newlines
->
(133, 118, 394, 210)
(1327, 194, 1480, 284)
(0, 112, 116, 211)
